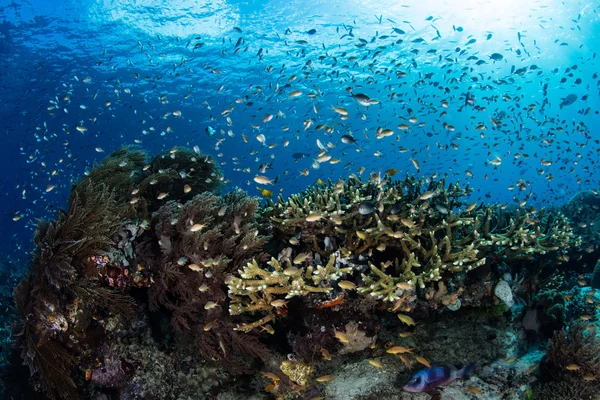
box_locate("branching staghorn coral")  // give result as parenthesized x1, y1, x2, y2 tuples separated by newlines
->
(256, 174, 580, 307)
(227, 254, 351, 331)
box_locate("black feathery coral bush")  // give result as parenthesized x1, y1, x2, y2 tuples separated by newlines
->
(143, 191, 272, 372)
(80, 146, 147, 202)
(534, 380, 597, 400)
(8, 147, 253, 398)
(540, 321, 600, 388)
(12, 181, 135, 399)
(138, 147, 222, 213)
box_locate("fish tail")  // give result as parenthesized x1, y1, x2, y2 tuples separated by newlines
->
(459, 364, 476, 380)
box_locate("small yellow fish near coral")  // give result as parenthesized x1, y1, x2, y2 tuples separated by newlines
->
(320, 348, 332, 361)
(386, 346, 414, 354)
(188, 263, 202, 272)
(334, 330, 349, 343)
(415, 356, 431, 368)
(270, 299, 288, 308)
(315, 375, 335, 382)
(338, 280, 356, 290)
(306, 213, 324, 222)
(368, 359, 384, 369)
(293, 253, 309, 264)
(397, 313, 416, 326)
(566, 364, 581, 371)
(260, 188, 273, 198)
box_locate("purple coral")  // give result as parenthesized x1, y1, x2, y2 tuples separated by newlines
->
(91, 348, 135, 389)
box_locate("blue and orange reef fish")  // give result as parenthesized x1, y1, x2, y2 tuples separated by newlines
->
(403, 363, 476, 394)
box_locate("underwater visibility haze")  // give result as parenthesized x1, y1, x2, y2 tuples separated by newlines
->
(1, 0, 600, 399)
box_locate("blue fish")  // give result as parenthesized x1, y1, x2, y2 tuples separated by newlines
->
(403, 363, 475, 394)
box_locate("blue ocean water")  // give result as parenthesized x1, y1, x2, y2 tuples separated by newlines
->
(0, 0, 598, 260)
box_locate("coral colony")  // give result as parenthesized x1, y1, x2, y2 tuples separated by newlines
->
(5, 147, 600, 399)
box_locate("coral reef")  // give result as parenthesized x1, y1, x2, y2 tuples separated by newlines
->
(592, 260, 600, 289)
(229, 174, 579, 331)
(7, 148, 590, 400)
(144, 190, 272, 372)
(562, 190, 600, 247)
(0, 258, 26, 364)
(136, 147, 222, 214)
(9, 146, 221, 399)
(534, 380, 597, 400)
(12, 180, 138, 399)
(522, 290, 565, 338)
(537, 321, 600, 398)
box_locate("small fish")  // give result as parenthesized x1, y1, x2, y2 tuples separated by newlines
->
(332, 106, 348, 116)
(387, 346, 414, 354)
(188, 263, 202, 271)
(419, 191, 435, 200)
(261, 372, 281, 382)
(270, 299, 288, 308)
(403, 363, 476, 393)
(306, 213, 324, 222)
(341, 134, 358, 145)
(358, 200, 375, 215)
(315, 375, 335, 383)
(415, 356, 431, 368)
(566, 364, 581, 371)
(338, 280, 357, 290)
(396, 282, 412, 290)
(204, 301, 218, 310)
(321, 348, 332, 361)
(465, 202, 477, 212)
(293, 253, 309, 264)
(368, 359, 384, 369)
(401, 219, 415, 228)
(203, 319, 218, 331)
(190, 223, 206, 232)
(397, 313, 416, 326)
(254, 175, 276, 185)
(334, 330, 349, 343)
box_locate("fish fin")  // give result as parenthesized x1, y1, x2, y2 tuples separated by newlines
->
(274, 176, 279, 185)
(459, 364, 476, 380)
